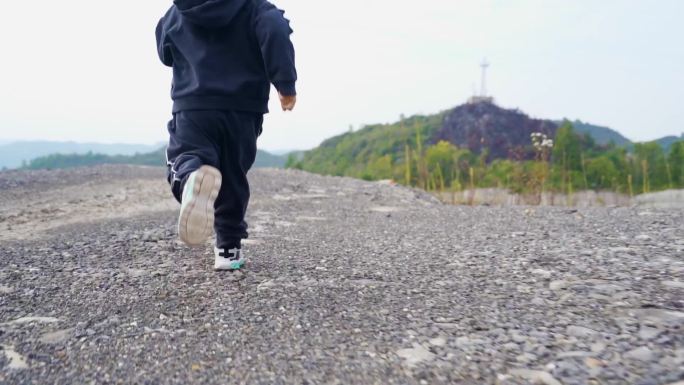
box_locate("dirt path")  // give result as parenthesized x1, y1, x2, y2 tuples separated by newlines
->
(0, 176, 175, 242)
(0, 166, 682, 384)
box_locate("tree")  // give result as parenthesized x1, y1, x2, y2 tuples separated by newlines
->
(552, 122, 582, 171)
(363, 155, 393, 180)
(425, 141, 469, 188)
(551, 122, 583, 194)
(585, 156, 619, 190)
(426, 141, 457, 175)
(668, 141, 684, 188)
(284, 153, 302, 170)
(634, 142, 668, 191)
(482, 159, 517, 189)
(404, 144, 412, 186)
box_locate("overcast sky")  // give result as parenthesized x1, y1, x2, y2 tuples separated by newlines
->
(0, 0, 682, 151)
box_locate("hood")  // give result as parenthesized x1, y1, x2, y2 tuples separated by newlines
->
(173, 0, 248, 28)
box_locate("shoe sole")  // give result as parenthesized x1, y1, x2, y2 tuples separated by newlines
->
(214, 258, 246, 271)
(178, 166, 222, 246)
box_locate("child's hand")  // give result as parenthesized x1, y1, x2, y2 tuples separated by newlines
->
(279, 93, 296, 111)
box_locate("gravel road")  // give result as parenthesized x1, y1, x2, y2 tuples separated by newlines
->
(1, 166, 683, 384)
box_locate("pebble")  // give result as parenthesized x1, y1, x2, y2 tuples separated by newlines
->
(511, 333, 527, 343)
(0, 285, 14, 294)
(428, 337, 446, 347)
(502, 342, 519, 351)
(549, 280, 569, 291)
(531, 269, 552, 279)
(592, 283, 625, 295)
(3, 316, 60, 326)
(126, 269, 147, 278)
(662, 280, 684, 289)
(566, 325, 598, 338)
(257, 280, 275, 291)
(675, 349, 684, 365)
(609, 247, 635, 255)
(396, 343, 435, 367)
(455, 336, 471, 347)
(1, 345, 29, 369)
(624, 346, 654, 361)
(630, 308, 684, 327)
(516, 352, 537, 363)
(557, 350, 592, 359)
(40, 328, 74, 344)
(508, 369, 562, 385)
(585, 357, 606, 368)
(590, 342, 606, 353)
(638, 326, 662, 340)
(225, 271, 244, 281)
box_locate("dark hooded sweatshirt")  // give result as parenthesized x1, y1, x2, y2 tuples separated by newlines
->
(156, 0, 297, 113)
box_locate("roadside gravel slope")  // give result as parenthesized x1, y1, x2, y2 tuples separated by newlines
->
(1, 166, 682, 384)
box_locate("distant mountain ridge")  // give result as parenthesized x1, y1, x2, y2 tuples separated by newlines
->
(17, 146, 288, 171)
(562, 120, 632, 147)
(0, 140, 288, 170)
(0, 141, 162, 169)
(655, 134, 684, 151)
(558, 120, 682, 150)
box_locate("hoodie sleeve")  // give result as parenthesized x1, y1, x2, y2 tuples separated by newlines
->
(254, 2, 297, 96)
(155, 16, 174, 67)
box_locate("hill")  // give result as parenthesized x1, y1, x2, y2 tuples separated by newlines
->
(22, 147, 288, 171)
(656, 134, 684, 151)
(562, 120, 632, 147)
(289, 112, 446, 177)
(289, 101, 684, 194)
(253, 149, 289, 168)
(0, 141, 162, 169)
(292, 102, 678, 177)
(555, 120, 681, 151)
(436, 102, 557, 160)
(291, 102, 561, 177)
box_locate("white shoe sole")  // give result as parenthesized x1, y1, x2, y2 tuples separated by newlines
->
(214, 257, 246, 271)
(178, 166, 222, 246)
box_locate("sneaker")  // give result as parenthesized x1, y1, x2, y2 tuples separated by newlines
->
(178, 165, 222, 246)
(214, 247, 246, 271)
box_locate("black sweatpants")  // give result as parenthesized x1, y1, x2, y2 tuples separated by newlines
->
(165, 110, 263, 248)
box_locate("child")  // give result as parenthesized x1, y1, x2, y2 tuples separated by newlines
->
(156, 0, 297, 270)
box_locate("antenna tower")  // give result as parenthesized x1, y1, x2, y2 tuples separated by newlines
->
(480, 59, 490, 97)
(468, 59, 495, 105)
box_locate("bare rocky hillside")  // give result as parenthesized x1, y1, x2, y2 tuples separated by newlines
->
(435, 102, 558, 160)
